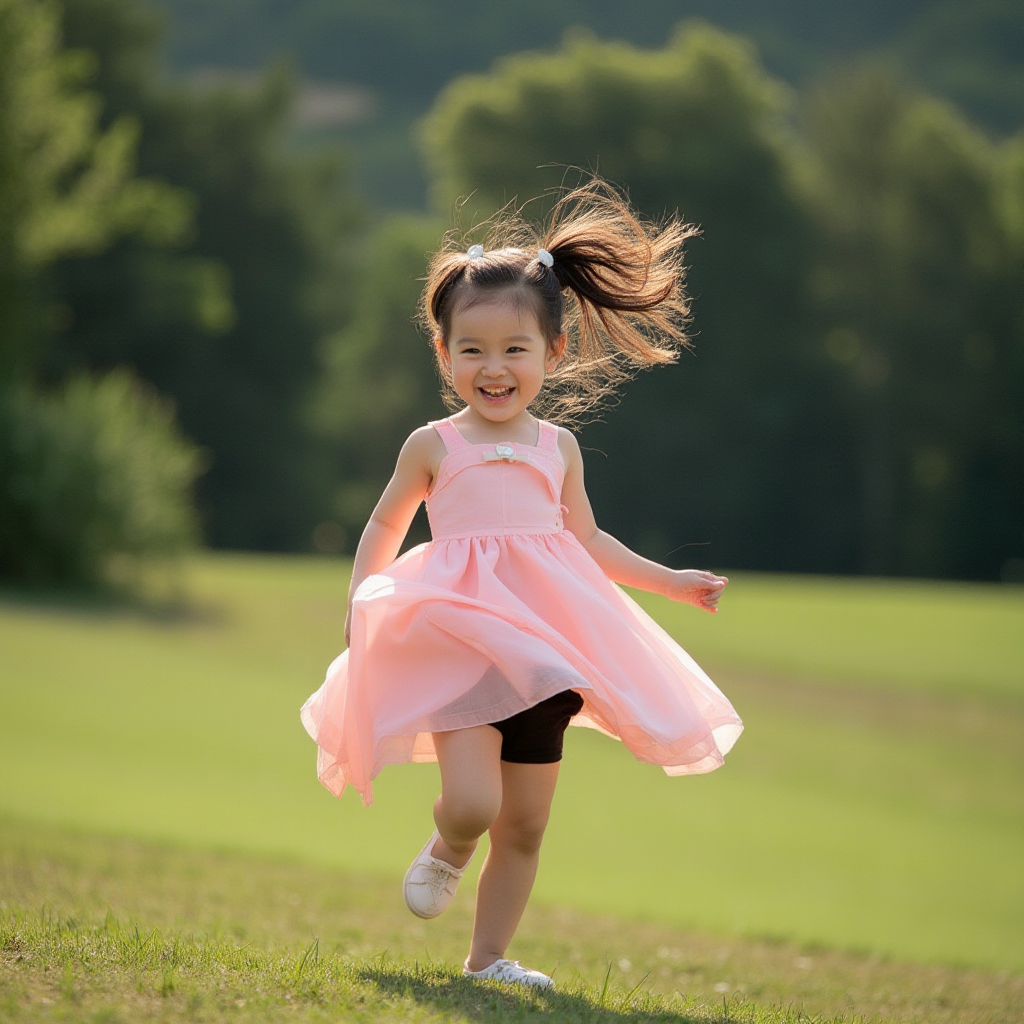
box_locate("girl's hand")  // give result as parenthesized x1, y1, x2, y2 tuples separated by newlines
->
(664, 570, 728, 613)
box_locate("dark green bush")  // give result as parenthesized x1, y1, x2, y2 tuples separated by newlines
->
(0, 370, 202, 587)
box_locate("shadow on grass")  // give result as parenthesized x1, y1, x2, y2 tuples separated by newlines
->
(357, 964, 711, 1023)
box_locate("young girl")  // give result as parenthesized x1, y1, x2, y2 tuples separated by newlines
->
(301, 181, 743, 989)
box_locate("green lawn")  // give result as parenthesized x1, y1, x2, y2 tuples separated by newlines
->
(633, 572, 1024, 700)
(1, 555, 1021, 975)
(3, 817, 1021, 1024)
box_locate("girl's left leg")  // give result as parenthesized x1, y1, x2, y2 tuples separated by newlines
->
(432, 725, 504, 867)
(465, 760, 560, 973)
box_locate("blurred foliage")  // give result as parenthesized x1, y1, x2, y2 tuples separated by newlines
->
(0, 370, 201, 586)
(422, 23, 836, 574)
(0, 0, 204, 588)
(801, 65, 1024, 578)
(1, 0, 363, 588)
(146, 0, 1022, 210)
(0, 0, 191, 380)
(2, 0, 1020, 583)
(310, 214, 447, 550)
(895, 0, 1024, 136)
(413, 25, 1021, 579)
(47, 0, 363, 552)
(146, 0, 945, 101)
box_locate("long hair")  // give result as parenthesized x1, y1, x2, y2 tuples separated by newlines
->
(420, 178, 699, 424)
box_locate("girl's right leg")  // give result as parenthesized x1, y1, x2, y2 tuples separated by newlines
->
(431, 725, 504, 868)
(465, 759, 560, 972)
(429, 728, 558, 987)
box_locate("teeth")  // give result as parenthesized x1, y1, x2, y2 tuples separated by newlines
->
(482, 387, 512, 396)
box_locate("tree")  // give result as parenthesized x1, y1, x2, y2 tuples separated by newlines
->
(0, 0, 202, 587)
(310, 214, 447, 551)
(802, 64, 1024, 578)
(896, 0, 1024, 136)
(421, 22, 826, 572)
(0, 0, 190, 381)
(0, 371, 201, 586)
(48, 0, 363, 551)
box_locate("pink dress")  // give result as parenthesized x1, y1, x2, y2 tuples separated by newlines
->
(301, 417, 743, 804)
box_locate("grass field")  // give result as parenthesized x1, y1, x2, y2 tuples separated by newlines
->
(3, 816, 1022, 1023)
(632, 571, 1024, 700)
(1, 554, 1022, 984)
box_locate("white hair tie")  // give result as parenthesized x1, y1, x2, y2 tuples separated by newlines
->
(467, 244, 484, 259)
(537, 248, 554, 268)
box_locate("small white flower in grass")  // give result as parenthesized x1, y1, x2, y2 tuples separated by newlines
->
(618, 958, 632, 971)
(795, 956, 814, 970)
(714, 981, 730, 993)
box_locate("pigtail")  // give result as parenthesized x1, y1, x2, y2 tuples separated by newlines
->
(536, 181, 697, 421)
(421, 177, 699, 424)
(545, 180, 696, 366)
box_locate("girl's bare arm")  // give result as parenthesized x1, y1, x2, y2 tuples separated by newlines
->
(558, 429, 727, 613)
(345, 427, 437, 643)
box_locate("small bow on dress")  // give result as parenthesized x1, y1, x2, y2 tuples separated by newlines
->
(482, 444, 532, 464)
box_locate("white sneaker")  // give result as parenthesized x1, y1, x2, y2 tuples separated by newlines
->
(463, 958, 554, 989)
(402, 830, 466, 919)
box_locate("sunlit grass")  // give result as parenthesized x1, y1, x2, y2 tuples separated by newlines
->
(630, 571, 1024, 701)
(2, 818, 1021, 1024)
(0, 554, 1021, 973)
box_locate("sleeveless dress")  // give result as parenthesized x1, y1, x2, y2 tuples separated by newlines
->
(301, 417, 743, 805)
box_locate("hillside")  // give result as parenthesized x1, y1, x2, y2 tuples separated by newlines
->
(142, 0, 1024, 208)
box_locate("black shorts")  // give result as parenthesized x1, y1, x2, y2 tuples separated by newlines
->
(489, 690, 585, 764)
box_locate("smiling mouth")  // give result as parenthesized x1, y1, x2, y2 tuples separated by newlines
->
(480, 386, 514, 399)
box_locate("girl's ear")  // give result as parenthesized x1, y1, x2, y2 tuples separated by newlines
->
(546, 333, 568, 372)
(434, 336, 451, 371)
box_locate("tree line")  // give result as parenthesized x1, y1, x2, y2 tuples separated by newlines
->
(1, 0, 1021, 586)
(1, 0, 360, 586)
(355, 24, 1024, 581)
(146, 0, 1024, 209)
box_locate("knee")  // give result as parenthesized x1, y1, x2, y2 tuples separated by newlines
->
(436, 790, 501, 840)
(491, 809, 550, 856)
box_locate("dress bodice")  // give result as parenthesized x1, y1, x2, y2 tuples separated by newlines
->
(425, 419, 566, 539)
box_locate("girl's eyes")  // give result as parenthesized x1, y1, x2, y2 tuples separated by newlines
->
(459, 346, 527, 355)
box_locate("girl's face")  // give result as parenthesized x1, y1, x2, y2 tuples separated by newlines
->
(438, 293, 565, 426)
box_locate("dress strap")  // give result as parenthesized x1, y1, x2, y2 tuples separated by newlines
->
(536, 420, 560, 453)
(430, 418, 470, 453)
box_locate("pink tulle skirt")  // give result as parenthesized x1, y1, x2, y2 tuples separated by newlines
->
(301, 529, 743, 805)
